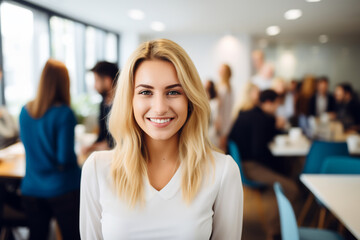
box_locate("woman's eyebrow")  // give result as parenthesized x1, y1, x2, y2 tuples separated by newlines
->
(135, 84, 153, 89)
(165, 84, 182, 89)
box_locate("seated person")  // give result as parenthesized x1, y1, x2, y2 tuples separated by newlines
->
(228, 89, 298, 240)
(334, 83, 360, 132)
(308, 76, 335, 117)
(0, 106, 19, 149)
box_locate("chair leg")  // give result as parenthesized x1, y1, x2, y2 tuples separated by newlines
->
(318, 208, 326, 229)
(297, 194, 314, 226)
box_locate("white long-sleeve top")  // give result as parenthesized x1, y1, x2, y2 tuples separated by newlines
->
(80, 150, 243, 240)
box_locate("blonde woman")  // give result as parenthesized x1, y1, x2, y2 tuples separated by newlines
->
(80, 39, 243, 239)
(232, 82, 260, 120)
(215, 64, 234, 151)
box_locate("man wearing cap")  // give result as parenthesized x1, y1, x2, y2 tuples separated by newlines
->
(83, 61, 119, 155)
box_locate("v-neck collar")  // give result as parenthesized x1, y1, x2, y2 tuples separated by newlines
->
(144, 163, 182, 201)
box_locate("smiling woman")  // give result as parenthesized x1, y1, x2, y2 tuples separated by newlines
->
(80, 39, 243, 240)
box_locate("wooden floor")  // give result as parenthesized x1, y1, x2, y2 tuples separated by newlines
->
(242, 187, 267, 240)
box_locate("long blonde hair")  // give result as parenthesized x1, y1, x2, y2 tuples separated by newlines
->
(232, 82, 259, 119)
(27, 59, 70, 118)
(109, 39, 214, 207)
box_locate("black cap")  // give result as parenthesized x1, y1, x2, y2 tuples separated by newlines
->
(90, 61, 119, 81)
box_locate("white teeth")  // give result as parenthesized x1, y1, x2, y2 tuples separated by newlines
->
(150, 118, 171, 124)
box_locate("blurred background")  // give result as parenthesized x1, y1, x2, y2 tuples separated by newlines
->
(0, 0, 360, 239)
(1, 0, 359, 120)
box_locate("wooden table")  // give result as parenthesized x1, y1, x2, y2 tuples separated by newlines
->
(0, 133, 97, 179)
(0, 142, 25, 179)
(300, 174, 360, 239)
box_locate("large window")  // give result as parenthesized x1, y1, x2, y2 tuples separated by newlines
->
(50, 16, 85, 95)
(0, 1, 119, 119)
(0, 2, 50, 115)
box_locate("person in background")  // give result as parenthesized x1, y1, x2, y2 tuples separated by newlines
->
(215, 63, 234, 151)
(80, 39, 243, 239)
(19, 59, 81, 240)
(334, 83, 360, 132)
(205, 79, 219, 147)
(229, 89, 298, 240)
(251, 50, 274, 90)
(308, 76, 335, 118)
(0, 69, 19, 149)
(271, 77, 294, 128)
(82, 61, 119, 155)
(295, 75, 317, 117)
(231, 81, 260, 120)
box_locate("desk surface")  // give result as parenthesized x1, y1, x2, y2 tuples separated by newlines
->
(0, 142, 25, 178)
(0, 134, 96, 179)
(300, 174, 360, 239)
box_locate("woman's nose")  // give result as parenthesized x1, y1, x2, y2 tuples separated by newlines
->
(152, 94, 169, 115)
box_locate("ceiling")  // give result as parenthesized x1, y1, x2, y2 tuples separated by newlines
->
(24, 0, 360, 42)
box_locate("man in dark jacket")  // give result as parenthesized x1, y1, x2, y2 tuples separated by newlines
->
(308, 76, 335, 117)
(229, 89, 299, 240)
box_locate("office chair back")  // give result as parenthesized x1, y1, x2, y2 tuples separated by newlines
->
(274, 182, 300, 240)
(228, 140, 266, 189)
(321, 156, 360, 174)
(302, 141, 349, 174)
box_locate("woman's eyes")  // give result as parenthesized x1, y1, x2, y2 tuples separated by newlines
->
(167, 90, 181, 95)
(139, 90, 152, 95)
(138, 90, 182, 96)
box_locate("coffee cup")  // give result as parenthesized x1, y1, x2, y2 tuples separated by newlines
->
(289, 127, 302, 142)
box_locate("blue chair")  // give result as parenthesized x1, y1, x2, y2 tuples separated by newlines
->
(298, 141, 349, 225)
(321, 156, 360, 174)
(228, 140, 266, 189)
(302, 141, 349, 174)
(274, 182, 344, 240)
(228, 140, 267, 229)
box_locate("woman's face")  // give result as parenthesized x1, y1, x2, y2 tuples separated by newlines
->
(132, 60, 189, 142)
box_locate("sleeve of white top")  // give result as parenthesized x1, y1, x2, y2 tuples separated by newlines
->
(80, 153, 103, 240)
(211, 155, 244, 240)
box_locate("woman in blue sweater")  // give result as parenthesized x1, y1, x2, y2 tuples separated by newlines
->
(19, 59, 81, 240)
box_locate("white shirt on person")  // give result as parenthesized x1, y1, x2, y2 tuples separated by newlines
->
(80, 150, 243, 240)
(217, 86, 234, 136)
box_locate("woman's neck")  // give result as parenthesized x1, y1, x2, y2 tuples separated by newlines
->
(145, 134, 179, 164)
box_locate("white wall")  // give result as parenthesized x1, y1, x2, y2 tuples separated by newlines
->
(139, 33, 252, 102)
(262, 42, 360, 93)
(119, 32, 141, 68)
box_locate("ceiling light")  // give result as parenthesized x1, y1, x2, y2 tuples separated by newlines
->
(128, 9, 145, 20)
(318, 35, 329, 43)
(284, 9, 302, 20)
(266, 26, 280, 36)
(151, 21, 165, 32)
(306, 0, 321, 2)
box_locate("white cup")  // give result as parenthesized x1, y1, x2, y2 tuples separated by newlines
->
(347, 135, 360, 150)
(289, 127, 302, 142)
(275, 135, 288, 146)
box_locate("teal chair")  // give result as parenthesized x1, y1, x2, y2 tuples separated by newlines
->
(302, 141, 349, 174)
(228, 140, 266, 189)
(298, 141, 349, 225)
(228, 140, 267, 229)
(321, 156, 360, 174)
(274, 182, 344, 240)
